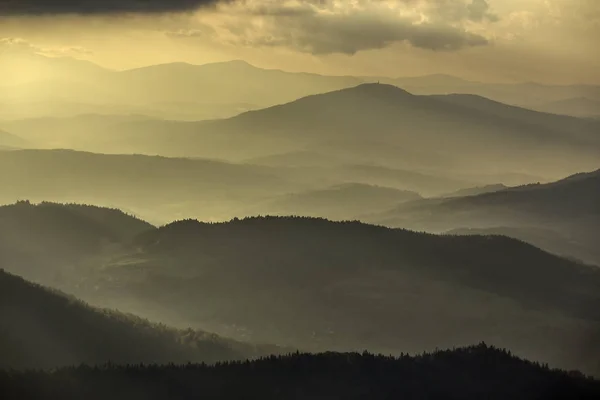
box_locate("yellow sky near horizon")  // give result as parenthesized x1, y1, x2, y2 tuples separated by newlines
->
(0, 0, 598, 84)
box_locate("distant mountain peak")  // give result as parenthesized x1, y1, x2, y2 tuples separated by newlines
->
(204, 59, 258, 70)
(351, 82, 412, 95)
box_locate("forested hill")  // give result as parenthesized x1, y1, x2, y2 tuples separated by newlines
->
(134, 216, 600, 321)
(0, 201, 153, 284)
(2, 344, 599, 400)
(0, 270, 281, 369)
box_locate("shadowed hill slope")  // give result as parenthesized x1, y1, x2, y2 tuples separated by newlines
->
(0, 201, 153, 284)
(0, 270, 279, 369)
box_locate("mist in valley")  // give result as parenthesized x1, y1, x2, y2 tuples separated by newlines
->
(1, 1, 599, 399)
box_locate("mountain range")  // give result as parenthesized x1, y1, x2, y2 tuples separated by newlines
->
(1, 54, 598, 120)
(4, 83, 598, 182)
(2, 201, 599, 376)
(369, 169, 600, 265)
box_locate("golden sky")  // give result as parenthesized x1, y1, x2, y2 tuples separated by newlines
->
(0, 0, 598, 84)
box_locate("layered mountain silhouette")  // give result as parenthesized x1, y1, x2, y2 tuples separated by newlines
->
(4, 202, 598, 375)
(0, 149, 293, 223)
(2, 54, 598, 120)
(0, 201, 152, 285)
(3, 344, 599, 400)
(446, 226, 600, 267)
(10, 84, 598, 180)
(0, 269, 281, 369)
(370, 169, 600, 265)
(246, 183, 421, 220)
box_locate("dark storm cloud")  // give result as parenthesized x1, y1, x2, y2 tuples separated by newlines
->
(0, 0, 228, 15)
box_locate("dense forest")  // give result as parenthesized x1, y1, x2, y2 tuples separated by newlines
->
(1, 344, 599, 400)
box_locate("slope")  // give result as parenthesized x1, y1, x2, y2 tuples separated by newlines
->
(0, 270, 278, 369)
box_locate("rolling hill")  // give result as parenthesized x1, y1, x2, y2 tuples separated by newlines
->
(12, 84, 597, 181)
(369, 169, 600, 264)
(0, 269, 280, 369)
(246, 183, 421, 220)
(1, 200, 600, 374)
(2, 344, 599, 400)
(446, 226, 600, 266)
(0, 149, 294, 224)
(26, 215, 596, 376)
(3, 53, 599, 120)
(0, 201, 153, 285)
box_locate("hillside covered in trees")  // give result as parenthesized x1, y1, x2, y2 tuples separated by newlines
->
(2, 202, 599, 376)
(2, 344, 599, 400)
(0, 269, 282, 369)
(0, 201, 153, 285)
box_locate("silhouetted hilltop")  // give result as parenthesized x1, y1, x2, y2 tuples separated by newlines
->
(135, 216, 600, 319)
(63, 215, 599, 375)
(115, 59, 362, 106)
(249, 183, 421, 220)
(445, 226, 600, 265)
(3, 53, 599, 120)
(430, 93, 599, 142)
(371, 169, 600, 264)
(2, 344, 599, 400)
(6, 82, 598, 178)
(0, 201, 153, 284)
(0, 270, 274, 369)
(38, 82, 595, 177)
(2, 204, 599, 374)
(438, 168, 600, 215)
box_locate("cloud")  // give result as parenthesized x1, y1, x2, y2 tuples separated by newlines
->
(0, 37, 38, 53)
(0, 37, 92, 57)
(212, 1, 492, 54)
(467, 0, 499, 22)
(0, 0, 227, 15)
